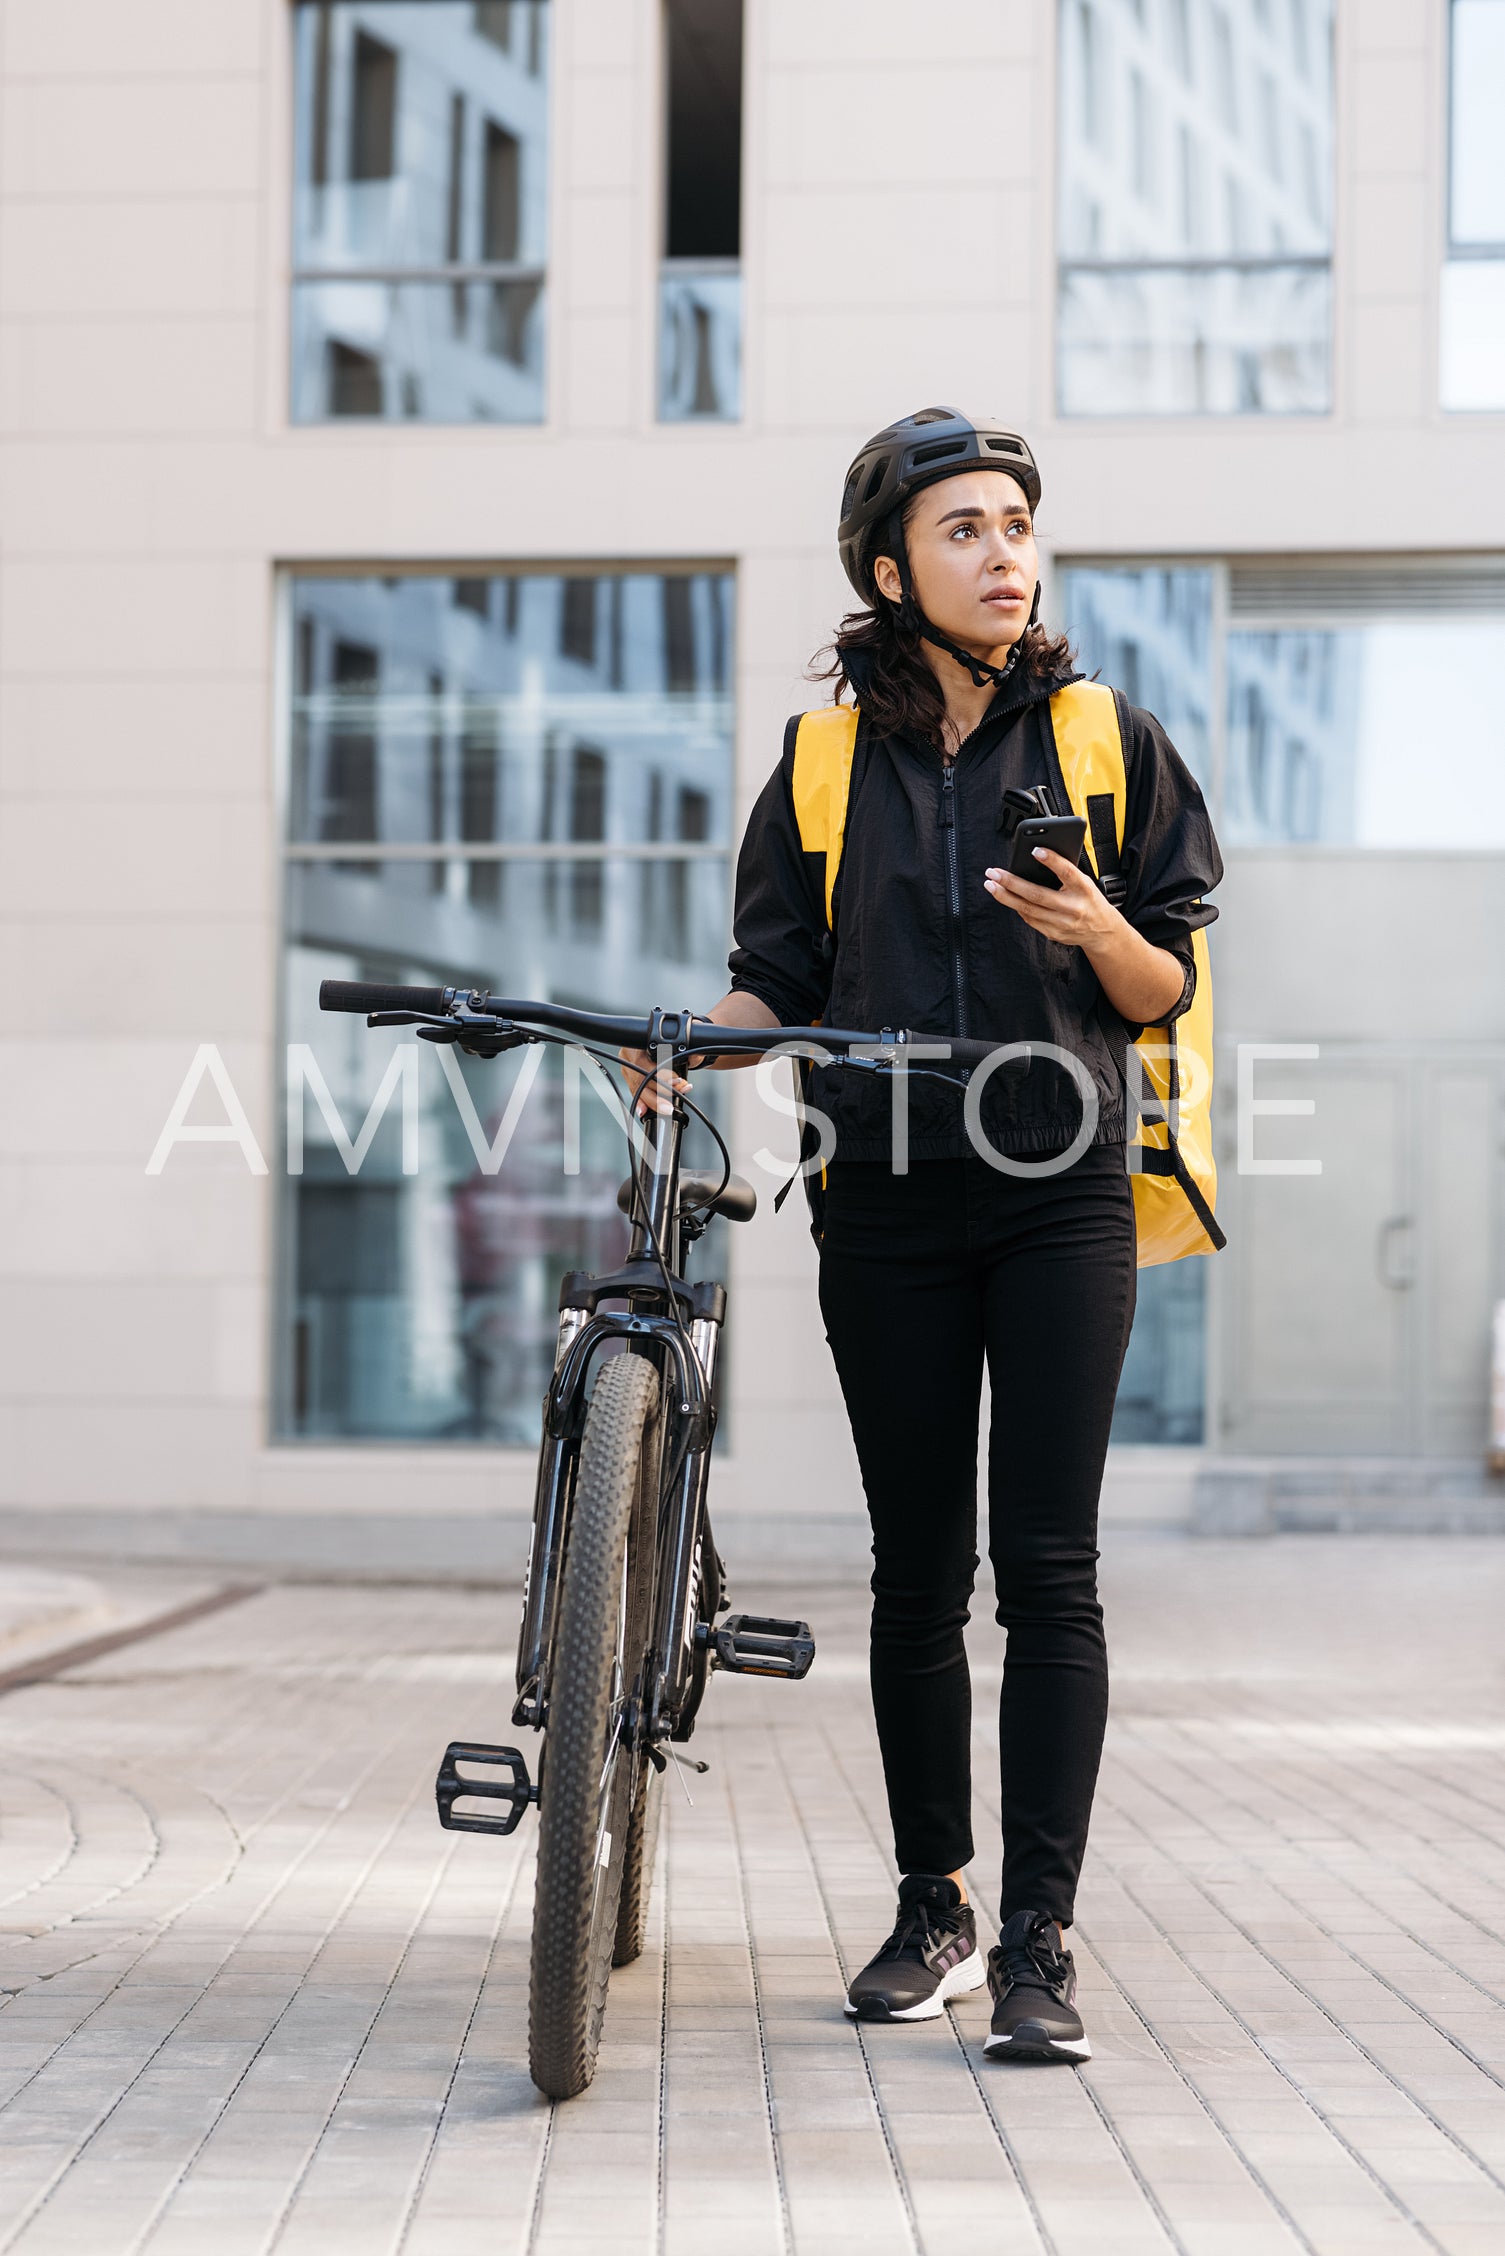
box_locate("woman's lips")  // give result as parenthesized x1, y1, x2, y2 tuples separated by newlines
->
(984, 589, 1028, 605)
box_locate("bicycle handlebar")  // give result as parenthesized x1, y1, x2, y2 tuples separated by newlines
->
(321, 980, 450, 1018)
(317, 979, 1003, 1069)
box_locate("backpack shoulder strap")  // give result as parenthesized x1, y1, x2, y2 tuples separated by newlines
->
(791, 704, 860, 931)
(1048, 681, 1129, 907)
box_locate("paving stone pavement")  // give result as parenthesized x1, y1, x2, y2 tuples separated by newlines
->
(2, 1534, 1505, 2256)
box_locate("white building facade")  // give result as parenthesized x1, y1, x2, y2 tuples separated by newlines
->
(2, 0, 1503, 1568)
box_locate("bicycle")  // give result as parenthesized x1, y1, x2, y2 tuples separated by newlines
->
(319, 978, 998, 2098)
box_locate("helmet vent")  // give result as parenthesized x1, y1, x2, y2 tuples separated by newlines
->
(985, 437, 1025, 457)
(861, 457, 890, 504)
(911, 407, 953, 424)
(910, 438, 968, 466)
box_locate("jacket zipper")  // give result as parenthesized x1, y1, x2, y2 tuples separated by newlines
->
(939, 759, 969, 1038)
(937, 693, 1043, 1038)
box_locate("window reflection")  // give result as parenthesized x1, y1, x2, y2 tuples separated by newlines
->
(1442, 0, 1505, 411)
(659, 0, 743, 419)
(1057, 0, 1334, 415)
(1063, 561, 1505, 847)
(1225, 619, 1505, 847)
(1059, 566, 1215, 790)
(1057, 563, 1215, 1445)
(291, 1, 549, 423)
(281, 570, 735, 1443)
(1054, 556, 1505, 1436)
(659, 267, 743, 421)
(1113, 1262, 1207, 1444)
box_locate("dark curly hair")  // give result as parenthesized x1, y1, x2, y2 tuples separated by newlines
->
(809, 503, 1076, 745)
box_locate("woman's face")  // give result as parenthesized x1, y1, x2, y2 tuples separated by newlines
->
(872, 471, 1038, 655)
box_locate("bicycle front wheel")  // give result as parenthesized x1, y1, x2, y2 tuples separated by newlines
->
(529, 1351, 662, 2100)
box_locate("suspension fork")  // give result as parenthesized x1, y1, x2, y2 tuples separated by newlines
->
(513, 1301, 589, 1726)
(515, 1077, 694, 1730)
(647, 1294, 724, 1739)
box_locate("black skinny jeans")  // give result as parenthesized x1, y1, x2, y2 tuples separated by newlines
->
(817, 1145, 1137, 1928)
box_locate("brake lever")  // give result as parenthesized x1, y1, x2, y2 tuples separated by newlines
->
(413, 1021, 538, 1059)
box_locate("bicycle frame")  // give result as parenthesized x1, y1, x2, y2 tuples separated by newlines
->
(316, 982, 971, 1755)
(512, 1080, 722, 1749)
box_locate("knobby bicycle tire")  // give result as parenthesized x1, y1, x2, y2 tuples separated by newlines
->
(529, 1351, 662, 2100)
(609, 1371, 667, 1958)
(612, 1745, 663, 1968)
(617, 1512, 721, 1957)
(612, 1381, 667, 1966)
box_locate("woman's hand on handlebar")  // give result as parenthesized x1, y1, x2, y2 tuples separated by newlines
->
(620, 990, 783, 1117)
(619, 1049, 693, 1118)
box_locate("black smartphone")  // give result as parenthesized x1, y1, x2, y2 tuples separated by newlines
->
(1007, 813, 1087, 890)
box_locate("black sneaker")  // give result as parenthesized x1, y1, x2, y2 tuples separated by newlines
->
(983, 1908, 1091, 2063)
(844, 1874, 988, 2023)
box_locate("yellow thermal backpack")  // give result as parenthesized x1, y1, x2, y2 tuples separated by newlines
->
(788, 683, 1223, 1269)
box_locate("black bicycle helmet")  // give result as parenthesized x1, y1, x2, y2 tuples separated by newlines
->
(838, 407, 1042, 601)
(837, 407, 1044, 690)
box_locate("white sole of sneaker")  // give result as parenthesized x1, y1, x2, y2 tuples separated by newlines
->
(982, 2028, 1092, 2062)
(844, 1945, 990, 2023)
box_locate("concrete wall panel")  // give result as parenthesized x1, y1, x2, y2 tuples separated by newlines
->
(0, 317, 262, 437)
(1, 0, 265, 78)
(0, 676, 268, 800)
(0, 197, 262, 318)
(0, 77, 263, 199)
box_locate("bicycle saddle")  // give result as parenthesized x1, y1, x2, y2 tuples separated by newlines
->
(616, 1170, 757, 1224)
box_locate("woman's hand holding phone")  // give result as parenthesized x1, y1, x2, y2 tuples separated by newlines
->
(985, 839, 1190, 1026)
(984, 828, 1119, 947)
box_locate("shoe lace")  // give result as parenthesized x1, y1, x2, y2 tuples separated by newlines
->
(994, 1915, 1064, 1994)
(878, 1894, 960, 1964)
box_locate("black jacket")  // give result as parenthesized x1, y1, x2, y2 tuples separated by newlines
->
(727, 650, 1224, 1161)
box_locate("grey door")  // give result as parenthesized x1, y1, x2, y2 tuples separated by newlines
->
(1214, 1044, 1505, 1457)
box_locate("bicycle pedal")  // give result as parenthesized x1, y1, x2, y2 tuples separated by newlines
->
(435, 1741, 537, 1836)
(706, 1613, 815, 1681)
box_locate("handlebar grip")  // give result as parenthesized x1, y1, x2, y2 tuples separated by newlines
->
(941, 1038, 1003, 1069)
(319, 979, 450, 1016)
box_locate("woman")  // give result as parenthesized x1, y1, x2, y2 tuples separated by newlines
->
(625, 408, 1223, 2063)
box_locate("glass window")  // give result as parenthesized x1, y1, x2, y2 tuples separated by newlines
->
(1060, 565, 1216, 1447)
(291, 2, 550, 424)
(1061, 559, 1505, 848)
(659, 0, 743, 421)
(1057, 0, 1334, 415)
(1112, 1262, 1207, 1444)
(281, 569, 735, 1442)
(1442, 0, 1505, 411)
(1056, 555, 1505, 1437)
(1223, 616, 1505, 847)
(1059, 566, 1216, 791)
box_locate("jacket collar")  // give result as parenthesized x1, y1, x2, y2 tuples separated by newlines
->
(842, 642, 1080, 744)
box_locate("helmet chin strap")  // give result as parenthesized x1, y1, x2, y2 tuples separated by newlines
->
(889, 537, 1042, 690)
